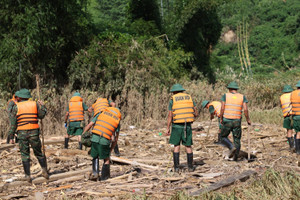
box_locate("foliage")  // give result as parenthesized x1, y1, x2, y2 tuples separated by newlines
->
(87, 0, 128, 33)
(0, 0, 92, 92)
(214, 0, 300, 74)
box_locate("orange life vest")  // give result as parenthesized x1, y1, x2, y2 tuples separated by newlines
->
(16, 101, 39, 130)
(68, 96, 84, 122)
(92, 107, 121, 140)
(92, 98, 109, 117)
(172, 93, 195, 123)
(208, 101, 221, 117)
(291, 90, 300, 116)
(224, 93, 243, 119)
(280, 93, 292, 117)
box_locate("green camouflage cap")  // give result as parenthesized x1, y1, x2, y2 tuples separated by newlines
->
(296, 80, 300, 88)
(227, 81, 239, 90)
(73, 92, 81, 97)
(201, 100, 210, 108)
(282, 85, 293, 93)
(18, 88, 32, 99)
(170, 84, 185, 92)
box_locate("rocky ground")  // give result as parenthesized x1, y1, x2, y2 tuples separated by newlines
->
(0, 120, 299, 199)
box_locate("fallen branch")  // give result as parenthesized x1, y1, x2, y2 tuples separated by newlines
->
(111, 156, 159, 170)
(189, 170, 257, 196)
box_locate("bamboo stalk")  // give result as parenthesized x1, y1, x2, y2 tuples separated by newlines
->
(35, 75, 45, 155)
(237, 25, 244, 73)
(244, 22, 252, 77)
(240, 21, 249, 75)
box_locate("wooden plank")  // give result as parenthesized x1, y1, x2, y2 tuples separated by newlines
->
(111, 156, 159, 170)
(190, 170, 257, 196)
(0, 167, 91, 190)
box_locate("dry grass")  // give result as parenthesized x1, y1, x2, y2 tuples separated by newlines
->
(0, 73, 298, 138)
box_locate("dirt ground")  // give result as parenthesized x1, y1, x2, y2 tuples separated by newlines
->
(0, 120, 299, 199)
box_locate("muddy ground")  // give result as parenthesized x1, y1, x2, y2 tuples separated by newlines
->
(0, 121, 299, 199)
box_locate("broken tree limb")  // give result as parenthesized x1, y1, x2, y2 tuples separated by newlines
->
(189, 170, 257, 196)
(111, 156, 159, 170)
(0, 167, 91, 190)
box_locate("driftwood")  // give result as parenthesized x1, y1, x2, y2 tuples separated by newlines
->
(190, 170, 257, 196)
(111, 156, 159, 170)
(0, 167, 91, 190)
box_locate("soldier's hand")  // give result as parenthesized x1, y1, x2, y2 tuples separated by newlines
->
(111, 135, 115, 143)
(247, 120, 251, 126)
(37, 100, 44, 106)
(10, 139, 15, 144)
(165, 128, 170, 136)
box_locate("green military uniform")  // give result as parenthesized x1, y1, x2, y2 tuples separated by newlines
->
(293, 115, 300, 133)
(168, 99, 195, 146)
(9, 101, 47, 161)
(66, 103, 88, 136)
(90, 112, 120, 159)
(9, 88, 48, 181)
(7, 93, 18, 143)
(220, 92, 248, 152)
(283, 117, 293, 129)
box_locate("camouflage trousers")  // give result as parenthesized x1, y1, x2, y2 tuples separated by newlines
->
(220, 119, 242, 150)
(17, 129, 45, 162)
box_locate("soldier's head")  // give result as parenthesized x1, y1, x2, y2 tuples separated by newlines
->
(73, 91, 81, 97)
(170, 84, 185, 94)
(201, 100, 210, 109)
(17, 88, 32, 101)
(296, 81, 300, 89)
(227, 81, 239, 92)
(282, 85, 293, 93)
(110, 101, 116, 107)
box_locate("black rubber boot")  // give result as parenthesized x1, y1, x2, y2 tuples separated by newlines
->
(114, 144, 121, 157)
(38, 157, 49, 179)
(287, 137, 294, 149)
(78, 142, 82, 150)
(221, 137, 234, 150)
(6, 135, 10, 144)
(296, 139, 300, 155)
(64, 138, 69, 149)
(233, 147, 240, 161)
(89, 158, 99, 181)
(187, 153, 194, 172)
(173, 152, 180, 173)
(22, 160, 31, 183)
(100, 164, 110, 181)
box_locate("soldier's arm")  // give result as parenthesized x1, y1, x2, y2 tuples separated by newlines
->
(166, 111, 172, 136)
(37, 101, 47, 119)
(210, 113, 215, 120)
(8, 105, 18, 143)
(220, 101, 225, 124)
(82, 121, 95, 135)
(88, 106, 93, 113)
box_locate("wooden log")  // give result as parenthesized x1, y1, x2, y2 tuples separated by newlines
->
(105, 183, 153, 189)
(50, 175, 85, 185)
(111, 156, 159, 170)
(0, 167, 91, 190)
(189, 170, 257, 196)
(107, 171, 138, 182)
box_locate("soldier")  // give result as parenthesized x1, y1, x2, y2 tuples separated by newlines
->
(280, 85, 294, 149)
(291, 81, 300, 154)
(220, 82, 251, 161)
(7, 91, 20, 144)
(166, 84, 198, 172)
(202, 100, 222, 144)
(88, 98, 121, 156)
(82, 107, 121, 181)
(64, 92, 88, 150)
(8, 88, 48, 182)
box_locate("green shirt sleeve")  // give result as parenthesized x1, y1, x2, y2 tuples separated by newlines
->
(82, 103, 88, 111)
(66, 105, 69, 112)
(8, 105, 18, 138)
(168, 99, 173, 111)
(221, 94, 226, 102)
(209, 105, 215, 114)
(92, 113, 100, 123)
(243, 96, 248, 103)
(37, 102, 47, 119)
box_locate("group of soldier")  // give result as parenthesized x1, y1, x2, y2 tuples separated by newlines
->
(5, 80, 300, 182)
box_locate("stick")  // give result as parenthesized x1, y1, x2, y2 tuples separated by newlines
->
(205, 120, 212, 139)
(248, 125, 251, 160)
(35, 74, 45, 155)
